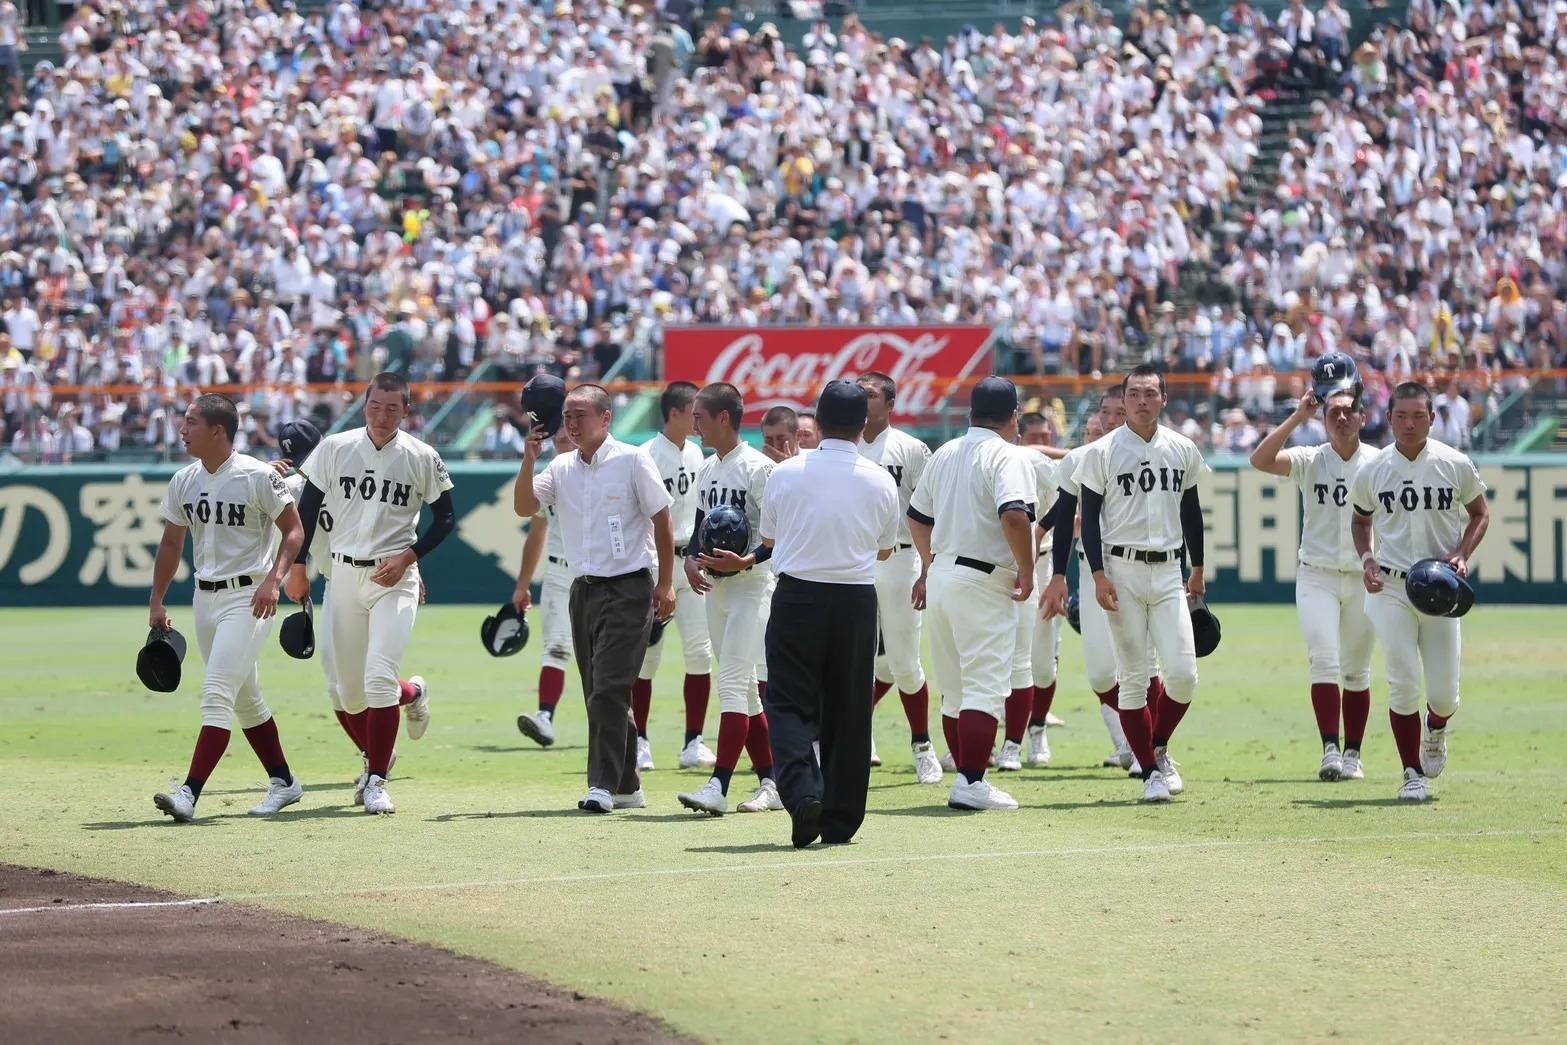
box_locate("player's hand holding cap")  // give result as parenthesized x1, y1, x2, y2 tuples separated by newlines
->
(278, 599, 316, 659)
(1188, 595, 1222, 657)
(521, 374, 568, 437)
(136, 626, 188, 692)
(481, 602, 530, 656)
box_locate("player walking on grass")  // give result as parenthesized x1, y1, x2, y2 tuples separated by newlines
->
(515, 429, 580, 749)
(1350, 382, 1490, 802)
(150, 394, 305, 823)
(997, 411, 1058, 772)
(1249, 355, 1377, 782)
(294, 373, 456, 815)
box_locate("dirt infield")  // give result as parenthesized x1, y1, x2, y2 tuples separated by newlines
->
(0, 864, 688, 1044)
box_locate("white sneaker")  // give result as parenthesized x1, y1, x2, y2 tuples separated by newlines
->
(678, 736, 717, 769)
(404, 675, 430, 740)
(1045, 712, 1066, 728)
(249, 776, 304, 816)
(912, 741, 943, 785)
(578, 787, 613, 813)
(869, 736, 882, 767)
(1104, 745, 1134, 769)
(362, 774, 394, 815)
(1319, 743, 1343, 782)
(636, 736, 655, 772)
(1142, 770, 1172, 803)
(154, 784, 196, 823)
(1154, 746, 1184, 795)
(611, 788, 645, 810)
(517, 710, 556, 748)
(948, 777, 1019, 811)
(1127, 758, 1143, 778)
(996, 739, 1024, 771)
(677, 777, 728, 816)
(1025, 724, 1051, 767)
(1397, 766, 1429, 802)
(736, 778, 783, 812)
(940, 750, 957, 773)
(1422, 726, 1448, 779)
(352, 751, 398, 806)
(1341, 749, 1365, 780)
(988, 746, 998, 768)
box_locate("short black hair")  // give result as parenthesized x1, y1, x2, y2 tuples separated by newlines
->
(697, 382, 745, 430)
(1391, 381, 1434, 412)
(367, 371, 411, 408)
(192, 393, 239, 441)
(761, 405, 798, 432)
(1019, 411, 1048, 433)
(1121, 363, 1166, 396)
(659, 381, 699, 422)
(798, 411, 817, 425)
(856, 371, 896, 403)
(567, 383, 613, 414)
(1099, 386, 1126, 407)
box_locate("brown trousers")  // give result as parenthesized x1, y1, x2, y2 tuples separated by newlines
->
(568, 569, 654, 794)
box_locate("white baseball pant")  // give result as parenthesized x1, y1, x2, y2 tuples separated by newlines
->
(193, 586, 276, 729)
(1031, 553, 1059, 689)
(1011, 581, 1039, 689)
(1075, 554, 1120, 694)
(1103, 557, 1198, 711)
(1365, 585, 1461, 716)
(873, 546, 927, 693)
(326, 561, 421, 714)
(638, 562, 712, 679)
(705, 568, 770, 715)
(927, 558, 1015, 721)
(319, 582, 341, 709)
(539, 558, 576, 672)
(1296, 564, 1375, 690)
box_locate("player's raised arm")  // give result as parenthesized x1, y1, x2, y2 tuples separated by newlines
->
(513, 425, 548, 517)
(1250, 393, 1317, 476)
(149, 521, 186, 631)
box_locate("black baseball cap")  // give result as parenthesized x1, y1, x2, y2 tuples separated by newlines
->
(815, 379, 868, 431)
(971, 376, 1019, 420)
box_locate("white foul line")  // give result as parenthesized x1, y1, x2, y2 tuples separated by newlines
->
(0, 897, 221, 917)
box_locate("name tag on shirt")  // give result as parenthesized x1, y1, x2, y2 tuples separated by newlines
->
(608, 514, 626, 559)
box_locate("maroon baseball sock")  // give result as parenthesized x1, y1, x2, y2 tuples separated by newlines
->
(1030, 682, 1057, 727)
(1427, 708, 1453, 731)
(334, 710, 367, 754)
(538, 666, 565, 714)
(1342, 689, 1371, 751)
(365, 705, 399, 778)
(1119, 705, 1157, 776)
(873, 679, 893, 706)
(746, 712, 774, 780)
(941, 714, 961, 765)
(183, 725, 230, 799)
(1310, 683, 1341, 747)
(1389, 710, 1422, 771)
(682, 673, 710, 743)
(900, 684, 931, 743)
(1004, 687, 1033, 744)
(713, 711, 749, 794)
(1151, 698, 1190, 749)
(397, 679, 419, 706)
(631, 678, 653, 738)
(242, 717, 293, 785)
(1147, 677, 1168, 726)
(1096, 685, 1120, 708)
(957, 710, 998, 783)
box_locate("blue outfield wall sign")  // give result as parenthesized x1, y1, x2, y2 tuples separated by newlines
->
(0, 458, 1564, 606)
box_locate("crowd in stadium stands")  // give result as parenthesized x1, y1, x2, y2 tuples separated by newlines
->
(0, 0, 1559, 463)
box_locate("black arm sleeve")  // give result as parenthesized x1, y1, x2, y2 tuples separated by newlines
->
(1050, 491, 1078, 578)
(411, 490, 456, 559)
(1080, 488, 1105, 574)
(297, 481, 325, 564)
(689, 509, 705, 555)
(1180, 486, 1204, 569)
(753, 544, 772, 565)
(906, 505, 935, 527)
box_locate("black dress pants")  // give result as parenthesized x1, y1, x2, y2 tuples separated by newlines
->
(763, 575, 878, 843)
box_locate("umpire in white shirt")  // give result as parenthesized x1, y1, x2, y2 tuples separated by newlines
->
(761, 381, 899, 848)
(514, 385, 678, 814)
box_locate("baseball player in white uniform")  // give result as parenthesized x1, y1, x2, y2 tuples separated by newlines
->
(855, 372, 943, 785)
(634, 382, 716, 773)
(1059, 365, 1208, 804)
(907, 377, 1038, 812)
(516, 430, 580, 749)
(1250, 382, 1377, 782)
(997, 411, 1059, 771)
(150, 394, 305, 823)
(1351, 381, 1490, 802)
(295, 373, 457, 815)
(677, 382, 782, 816)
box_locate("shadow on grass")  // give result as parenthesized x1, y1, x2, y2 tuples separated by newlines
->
(198, 782, 349, 797)
(467, 744, 584, 755)
(83, 818, 228, 830)
(1291, 797, 1439, 809)
(869, 805, 985, 818)
(684, 842, 790, 855)
(1033, 799, 1150, 810)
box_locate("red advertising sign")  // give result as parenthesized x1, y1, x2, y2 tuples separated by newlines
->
(663, 326, 995, 424)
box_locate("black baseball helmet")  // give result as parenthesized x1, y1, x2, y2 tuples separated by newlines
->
(521, 374, 568, 437)
(1190, 597, 1222, 658)
(1066, 592, 1082, 634)
(136, 626, 188, 692)
(700, 505, 751, 557)
(1405, 558, 1475, 618)
(278, 419, 324, 466)
(481, 603, 530, 657)
(279, 599, 315, 659)
(1311, 351, 1363, 408)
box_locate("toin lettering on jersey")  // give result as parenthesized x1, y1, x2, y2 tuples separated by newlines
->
(701, 485, 747, 512)
(884, 464, 905, 487)
(664, 468, 696, 497)
(1376, 484, 1455, 513)
(338, 475, 413, 507)
(183, 498, 247, 526)
(1114, 465, 1186, 496)
(1314, 481, 1350, 507)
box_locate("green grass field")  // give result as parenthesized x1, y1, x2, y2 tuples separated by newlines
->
(3, 604, 1565, 1041)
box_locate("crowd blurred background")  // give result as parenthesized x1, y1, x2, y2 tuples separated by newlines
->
(1, 0, 1564, 465)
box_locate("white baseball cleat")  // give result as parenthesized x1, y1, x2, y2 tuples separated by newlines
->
(249, 776, 304, 816)
(517, 710, 556, 748)
(678, 736, 717, 770)
(578, 787, 613, 814)
(1153, 746, 1184, 794)
(362, 774, 394, 815)
(912, 741, 943, 785)
(940, 750, 957, 773)
(1421, 726, 1449, 779)
(1099, 704, 1128, 746)
(154, 785, 197, 823)
(1142, 770, 1172, 803)
(1104, 745, 1134, 769)
(948, 777, 1019, 811)
(636, 736, 655, 772)
(1397, 766, 1429, 802)
(1319, 743, 1344, 782)
(869, 736, 882, 767)
(736, 778, 783, 812)
(611, 789, 646, 810)
(404, 675, 431, 740)
(996, 740, 1024, 772)
(353, 751, 397, 806)
(1045, 712, 1066, 728)
(1127, 758, 1143, 778)
(1340, 749, 1365, 780)
(677, 777, 729, 816)
(1025, 724, 1051, 767)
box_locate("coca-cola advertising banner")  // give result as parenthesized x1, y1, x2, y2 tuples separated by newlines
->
(663, 326, 995, 424)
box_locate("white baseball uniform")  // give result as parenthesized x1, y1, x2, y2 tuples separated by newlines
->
(536, 503, 577, 672)
(1350, 438, 1485, 716)
(161, 453, 294, 729)
(1278, 442, 1378, 690)
(1074, 425, 1209, 712)
(908, 427, 1036, 720)
(285, 471, 343, 706)
(1056, 440, 1120, 694)
(298, 428, 453, 714)
(694, 442, 774, 716)
(639, 432, 713, 680)
(859, 425, 932, 694)
(1013, 448, 1058, 689)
